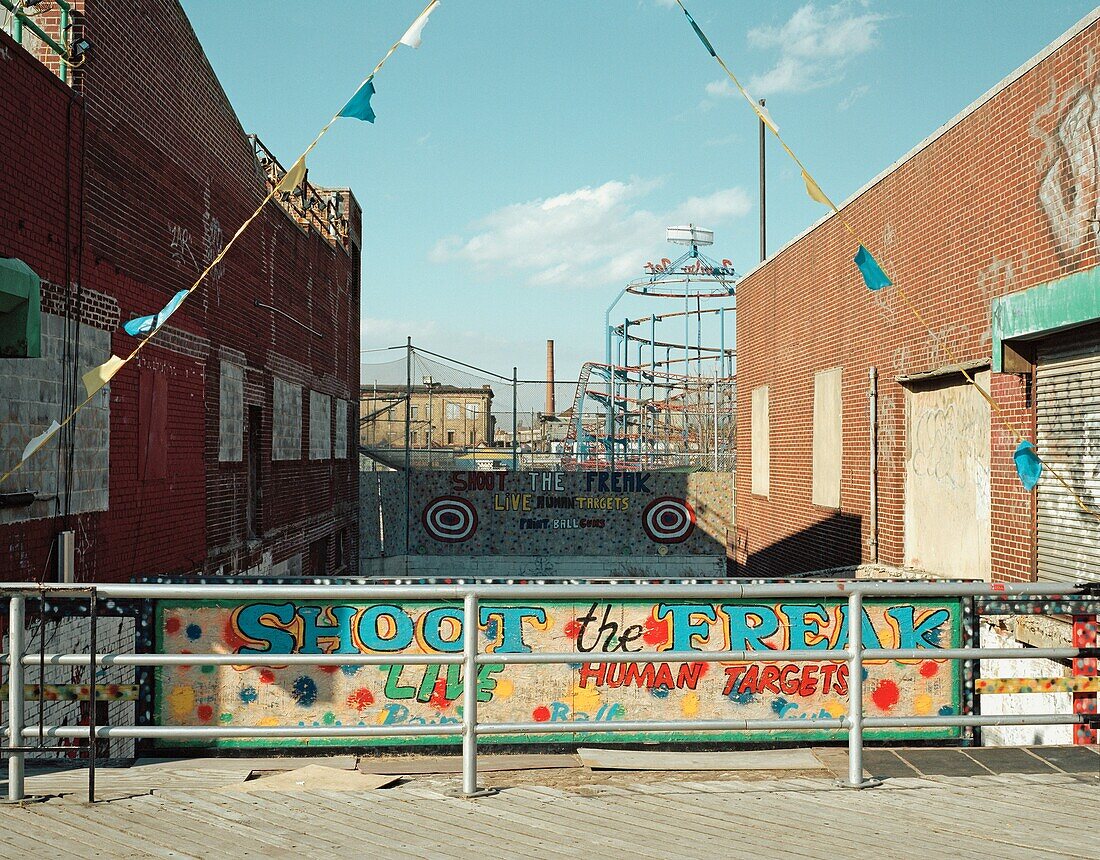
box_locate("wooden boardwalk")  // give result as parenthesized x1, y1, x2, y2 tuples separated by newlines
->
(0, 753, 1096, 858)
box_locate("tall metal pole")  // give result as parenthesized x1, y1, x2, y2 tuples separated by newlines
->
(623, 318, 631, 467)
(425, 380, 433, 470)
(511, 367, 518, 471)
(868, 367, 879, 563)
(404, 338, 412, 561)
(8, 596, 25, 801)
(759, 98, 767, 263)
(713, 363, 720, 472)
(649, 314, 656, 468)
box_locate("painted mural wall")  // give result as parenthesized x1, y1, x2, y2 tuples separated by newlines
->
(359, 470, 734, 559)
(154, 596, 962, 747)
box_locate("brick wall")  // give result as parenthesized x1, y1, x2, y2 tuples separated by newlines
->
(0, 0, 360, 586)
(734, 14, 1100, 581)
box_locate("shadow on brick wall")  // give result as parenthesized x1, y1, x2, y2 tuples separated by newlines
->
(738, 512, 862, 579)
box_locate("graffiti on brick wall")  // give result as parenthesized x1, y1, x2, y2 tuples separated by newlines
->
(366, 470, 732, 557)
(1032, 60, 1100, 264)
(154, 597, 962, 747)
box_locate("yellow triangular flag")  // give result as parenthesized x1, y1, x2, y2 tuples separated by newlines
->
(82, 355, 127, 398)
(21, 420, 61, 463)
(276, 155, 307, 194)
(802, 170, 835, 210)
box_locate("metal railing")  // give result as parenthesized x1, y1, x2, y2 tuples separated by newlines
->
(249, 134, 351, 251)
(2, 579, 1097, 801)
(0, 0, 72, 85)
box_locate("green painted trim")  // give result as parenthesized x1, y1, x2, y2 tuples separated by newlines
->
(991, 268, 1100, 371)
(0, 257, 41, 358)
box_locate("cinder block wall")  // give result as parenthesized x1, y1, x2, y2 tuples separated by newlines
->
(2, 616, 136, 761)
(734, 15, 1100, 581)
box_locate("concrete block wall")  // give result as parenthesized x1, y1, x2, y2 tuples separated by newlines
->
(309, 391, 331, 460)
(0, 314, 110, 525)
(218, 360, 243, 462)
(1, 615, 136, 761)
(733, 14, 1100, 581)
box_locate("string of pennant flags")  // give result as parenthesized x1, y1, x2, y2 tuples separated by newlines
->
(675, 0, 1099, 523)
(0, 0, 441, 487)
(4, 0, 1098, 527)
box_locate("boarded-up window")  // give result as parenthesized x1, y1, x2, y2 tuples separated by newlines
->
(310, 391, 331, 460)
(334, 399, 348, 459)
(218, 361, 243, 462)
(138, 367, 167, 480)
(272, 377, 302, 461)
(812, 368, 842, 508)
(904, 372, 991, 579)
(751, 385, 769, 497)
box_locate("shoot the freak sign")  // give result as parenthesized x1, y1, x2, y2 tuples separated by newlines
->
(153, 596, 962, 747)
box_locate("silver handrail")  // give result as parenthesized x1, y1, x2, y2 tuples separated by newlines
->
(2, 580, 1096, 800)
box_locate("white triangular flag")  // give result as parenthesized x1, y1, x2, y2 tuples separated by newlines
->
(21, 421, 61, 463)
(400, 0, 439, 48)
(82, 355, 127, 398)
(276, 155, 306, 193)
(748, 96, 779, 135)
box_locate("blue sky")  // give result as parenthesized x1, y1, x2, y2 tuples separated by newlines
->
(181, 0, 1097, 383)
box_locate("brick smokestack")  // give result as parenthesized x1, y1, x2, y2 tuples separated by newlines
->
(545, 339, 556, 415)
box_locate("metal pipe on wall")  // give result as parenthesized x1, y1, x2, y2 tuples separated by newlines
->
(869, 366, 879, 563)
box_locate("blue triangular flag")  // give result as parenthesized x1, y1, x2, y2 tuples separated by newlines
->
(853, 245, 892, 290)
(123, 289, 189, 337)
(1013, 440, 1042, 491)
(339, 79, 376, 123)
(682, 7, 716, 56)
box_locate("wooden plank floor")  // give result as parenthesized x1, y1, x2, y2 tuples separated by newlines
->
(0, 766, 1097, 858)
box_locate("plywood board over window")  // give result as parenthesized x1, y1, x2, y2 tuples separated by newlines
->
(751, 386, 769, 497)
(812, 368, 842, 508)
(904, 371, 991, 580)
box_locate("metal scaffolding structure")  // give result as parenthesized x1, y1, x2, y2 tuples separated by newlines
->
(564, 226, 737, 472)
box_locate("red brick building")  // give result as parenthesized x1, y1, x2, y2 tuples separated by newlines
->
(0, 0, 360, 582)
(735, 11, 1100, 584)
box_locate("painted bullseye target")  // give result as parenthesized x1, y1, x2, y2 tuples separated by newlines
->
(642, 496, 696, 543)
(423, 496, 478, 543)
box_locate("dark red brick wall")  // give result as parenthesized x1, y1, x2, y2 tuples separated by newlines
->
(0, 0, 359, 583)
(734, 17, 1099, 582)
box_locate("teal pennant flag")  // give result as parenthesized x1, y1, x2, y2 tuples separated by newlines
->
(1013, 440, 1042, 491)
(682, 6, 716, 56)
(339, 80, 377, 123)
(853, 245, 892, 290)
(123, 289, 189, 336)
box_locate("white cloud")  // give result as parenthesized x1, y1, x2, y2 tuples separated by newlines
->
(431, 180, 750, 288)
(838, 83, 870, 111)
(725, 2, 885, 97)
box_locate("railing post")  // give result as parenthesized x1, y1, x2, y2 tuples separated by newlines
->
(842, 589, 880, 789)
(458, 592, 493, 798)
(1071, 614, 1097, 745)
(7, 596, 25, 802)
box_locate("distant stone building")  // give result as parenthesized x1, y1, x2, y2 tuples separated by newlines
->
(361, 384, 495, 450)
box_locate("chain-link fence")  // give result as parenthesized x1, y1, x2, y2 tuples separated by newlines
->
(360, 344, 734, 472)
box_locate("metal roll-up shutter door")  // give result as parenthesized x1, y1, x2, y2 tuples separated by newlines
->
(1035, 337, 1100, 583)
